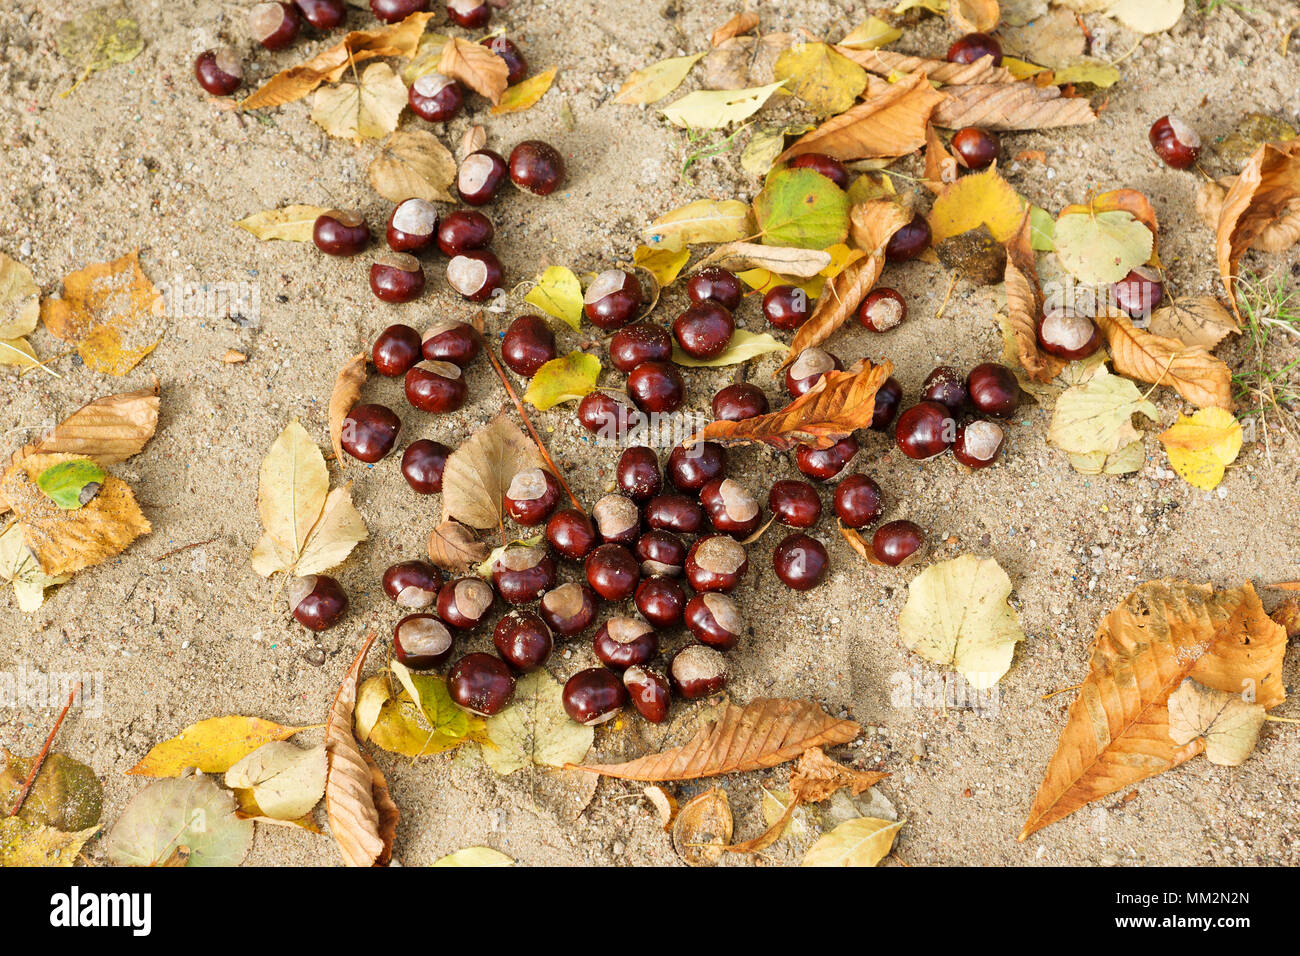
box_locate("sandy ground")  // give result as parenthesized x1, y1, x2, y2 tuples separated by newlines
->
(1, 0, 1298, 867)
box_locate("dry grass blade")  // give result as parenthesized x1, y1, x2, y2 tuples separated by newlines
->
(932, 82, 1096, 130)
(328, 354, 367, 467)
(1004, 212, 1064, 383)
(834, 48, 1013, 85)
(1094, 310, 1234, 410)
(572, 698, 860, 780)
(690, 360, 894, 451)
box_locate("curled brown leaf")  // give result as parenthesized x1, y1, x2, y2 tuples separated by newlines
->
(923, 124, 959, 193)
(932, 81, 1095, 131)
(1003, 211, 1063, 383)
(328, 354, 368, 467)
(427, 519, 490, 572)
(1094, 310, 1234, 410)
(711, 11, 759, 46)
(834, 47, 1014, 85)
(1212, 140, 1300, 313)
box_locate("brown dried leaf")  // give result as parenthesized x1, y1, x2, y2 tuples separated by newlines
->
(712, 11, 759, 46)
(923, 123, 959, 192)
(1004, 211, 1064, 383)
(778, 70, 946, 163)
(368, 129, 458, 204)
(28, 387, 159, 466)
(1197, 177, 1300, 255)
(644, 784, 678, 830)
(440, 415, 545, 529)
(1213, 141, 1300, 313)
(1020, 581, 1287, 840)
(950, 0, 1000, 33)
(438, 36, 509, 105)
(328, 354, 367, 467)
(790, 747, 889, 803)
(703, 33, 795, 90)
(364, 753, 399, 867)
(1094, 310, 1233, 410)
(931, 81, 1096, 130)
(1148, 297, 1239, 351)
(834, 47, 1014, 85)
(673, 788, 732, 866)
(241, 13, 435, 110)
(839, 521, 887, 566)
(428, 519, 490, 572)
(325, 631, 395, 867)
(573, 698, 860, 780)
(1271, 597, 1299, 638)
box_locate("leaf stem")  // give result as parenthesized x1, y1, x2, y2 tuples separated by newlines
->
(8, 681, 80, 817)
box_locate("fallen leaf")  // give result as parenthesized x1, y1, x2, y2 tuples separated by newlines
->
(0, 818, 97, 867)
(224, 741, 327, 821)
(105, 774, 252, 867)
(524, 351, 601, 410)
(0, 523, 68, 611)
(711, 11, 760, 46)
(1167, 678, 1264, 766)
(1047, 367, 1157, 457)
(633, 245, 692, 286)
(233, 205, 332, 243)
(491, 67, 556, 115)
(0, 253, 39, 339)
(438, 36, 509, 104)
(923, 123, 959, 189)
(0, 752, 102, 831)
(703, 34, 795, 89)
(1213, 140, 1300, 314)
(329, 354, 368, 466)
(741, 123, 815, 175)
(0, 337, 39, 371)
(644, 784, 678, 829)
(1094, 310, 1234, 410)
(18, 386, 160, 467)
(481, 670, 594, 775)
(574, 698, 859, 780)
(753, 168, 851, 250)
(951, 0, 1000, 32)
(40, 250, 162, 375)
(1068, 439, 1145, 477)
(440, 416, 545, 530)
(835, 47, 1014, 85)
(36, 459, 105, 510)
(310, 62, 408, 141)
(840, 17, 904, 50)
(369, 129, 458, 203)
(127, 716, 307, 776)
(673, 788, 733, 866)
(672, 329, 785, 367)
(999, 5, 1083, 64)
(525, 266, 584, 330)
(1052, 210, 1153, 285)
(778, 70, 946, 162)
(55, 1, 142, 97)
(928, 166, 1025, 244)
(295, 485, 368, 577)
(1198, 177, 1300, 258)
(1107, 0, 1185, 35)
(701, 241, 832, 277)
(1214, 113, 1298, 169)
(433, 846, 514, 866)
(1158, 407, 1242, 491)
(803, 816, 903, 866)
(1047, 57, 1121, 88)
(614, 53, 705, 105)
(773, 42, 868, 117)
(897, 555, 1026, 688)
(1003, 211, 1065, 383)
(401, 30, 452, 84)
(661, 80, 788, 130)
(428, 519, 490, 572)
(1148, 297, 1239, 351)
(643, 199, 754, 251)
(931, 81, 1096, 130)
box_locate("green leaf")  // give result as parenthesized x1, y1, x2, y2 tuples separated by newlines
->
(36, 460, 106, 510)
(391, 660, 472, 741)
(660, 81, 787, 130)
(753, 168, 851, 249)
(1029, 205, 1055, 252)
(105, 775, 252, 867)
(523, 351, 602, 410)
(1052, 210, 1153, 285)
(672, 330, 786, 367)
(524, 267, 584, 330)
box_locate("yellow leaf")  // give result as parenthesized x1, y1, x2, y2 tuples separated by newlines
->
(1001, 56, 1047, 80)
(0, 252, 40, 339)
(432, 846, 514, 866)
(928, 167, 1026, 245)
(633, 245, 691, 286)
(0, 337, 39, 370)
(1158, 407, 1242, 491)
(250, 421, 328, 577)
(643, 199, 754, 251)
(490, 67, 556, 115)
(233, 205, 331, 242)
(1048, 57, 1121, 88)
(773, 43, 867, 117)
(310, 62, 407, 141)
(672, 330, 785, 367)
(840, 17, 902, 50)
(524, 266, 583, 330)
(368, 130, 457, 203)
(524, 352, 602, 410)
(40, 250, 163, 376)
(0, 818, 97, 867)
(660, 80, 787, 130)
(128, 716, 308, 776)
(615, 53, 704, 105)
(802, 817, 904, 866)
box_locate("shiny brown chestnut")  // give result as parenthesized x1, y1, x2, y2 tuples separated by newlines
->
(951, 127, 1000, 170)
(592, 494, 641, 545)
(491, 544, 557, 604)
(437, 577, 495, 630)
(370, 253, 426, 303)
(895, 401, 956, 460)
(421, 320, 480, 367)
(872, 520, 927, 567)
(871, 377, 904, 431)
(795, 436, 859, 482)
(627, 361, 685, 414)
(436, 210, 494, 256)
(858, 288, 907, 332)
(404, 361, 467, 413)
(834, 474, 883, 529)
(539, 582, 598, 636)
(250, 2, 300, 50)
(393, 614, 455, 670)
(447, 250, 503, 302)
(670, 645, 728, 700)
(583, 270, 643, 330)
(712, 383, 768, 422)
(401, 439, 450, 493)
(457, 149, 509, 205)
(763, 284, 810, 331)
(385, 198, 439, 253)
(502, 314, 556, 377)
(576, 392, 643, 439)
(684, 535, 748, 593)
(562, 668, 628, 725)
(493, 610, 553, 672)
(1037, 310, 1102, 360)
(953, 420, 1005, 469)
(686, 267, 744, 310)
(593, 617, 659, 671)
(885, 214, 931, 262)
(288, 574, 347, 631)
(672, 303, 734, 360)
(1149, 115, 1201, 170)
(769, 479, 822, 528)
(504, 468, 562, 526)
(408, 74, 464, 123)
(340, 403, 401, 463)
(509, 140, 565, 196)
(616, 446, 662, 501)
(481, 36, 527, 85)
(787, 153, 851, 189)
(966, 363, 1020, 417)
(446, 0, 491, 28)
(634, 576, 686, 628)
(194, 49, 243, 96)
(635, 530, 687, 576)
(585, 543, 640, 601)
(293, 0, 346, 30)
(313, 209, 370, 256)
(609, 322, 672, 373)
(370, 0, 429, 23)
(666, 441, 726, 492)
(623, 666, 671, 723)
(447, 653, 514, 716)
(382, 560, 442, 608)
(644, 493, 705, 535)
(785, 348, 842, 398)
(700, 478, 762, 538)
(545, 508, 597, 561)
(920, 366, 969, 412)
(947, 31, 1002, 65)
(773, 532, 829, 591)
(684, 592, 743, 650)
(1113, 267, 1164, 319)
(373, 323, 423, 376)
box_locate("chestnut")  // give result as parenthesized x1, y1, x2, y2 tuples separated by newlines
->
(672, 303, 734, 360)
(700, 478, 761, 538)
(448, 653, 515, 716)
(795, 436, 859, 482)
(288, 574, 347, 631)
(509, 140, 565, 196)
(763, 284, 810, 331)
(447, 250, 504, 302)
(293, 0, 346, 30)
(385, 198, 439, 254)
(951, 127, 999, 170)
(491, 544, 557, 604)
(382, 560, 442, 608)
(635, 530, 687, 576)
(340, 403, 401, 463)
(592, 493, 641, 545)
(894, 401, 956, 460)
(834, 474, 883, 529)
(493, 610, 553, 672)
(670, 645, 728, 700)
(576, 392, 643, 439)
(401, 439, 450, 493)
(456, 149, 509, 205)
(787, 153, 851, 189)
(712, 382, 768, 422)
(584, 270, 644, 330)
(370, 253, 426, 303)
(250, 2, 301, 51)
(436, 210, 494, 256)
(502, 314, 557, 377)
(773, 532, 829, 591)
(1037, 309, 1102, 360)
(408, 74, 464, 123)
(920, 366, 969, 412)
(540, 582, 598, 636)
(769, 479, 822, 528)
(644, 493, 705, 535)
(609, 322, 672, 373)
(785, 348, 842, 398)
(194, 48, 243, 96)
(627, 361, 686, 413)
(872, 520, 927, 567)
(947, 31, 1002, 65)
(504, 467, 562, 526)
(684, 592, 742, 650)
(685, 535, 748, 593)
(858, 288, 907, 332)
(370, 0, 429, 24)
(1149, 115, 1201, 170)
(372, 323, 423, 376)
(482, 36, 527, 85)
(421, 320, 480, 367)
(634, 576, 687, 628)
(623, 666, 671, 723)
(686, 267, 744, 310)
(616, 446, 662, 501)
(562, 668, 628, 725)
(313, 209, 370, 257)
(393, 614, 454, 670)
(593, 617, 659, 671)
(871, 377, 904, 431)
(585, 543, 641, 601)
(953, 419, 1005, 469)
(446, 0, 491, 28)
(437, 577, 495, 630)
(666, 441, 726, 492)
(966, 363, 1020, 417)
(1113, 267, 1164, 319)
(546, 508, 597, 561)
(405, 361, 467, 413)
(885, 214, 931, 262)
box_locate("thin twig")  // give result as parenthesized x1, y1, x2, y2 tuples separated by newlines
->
(1040, 683, 1082, 701)
(153, 536, 217, 563)
(9, 682, 80, 817)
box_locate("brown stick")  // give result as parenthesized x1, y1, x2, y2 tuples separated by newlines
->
(8, 682, 80, 817)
